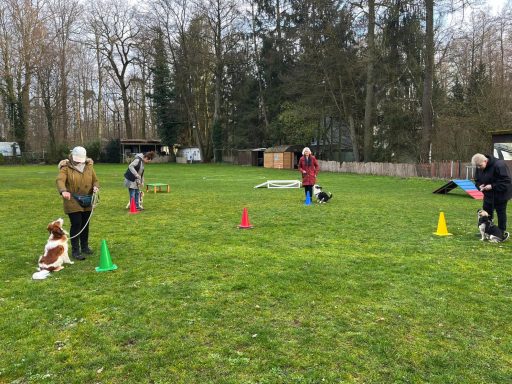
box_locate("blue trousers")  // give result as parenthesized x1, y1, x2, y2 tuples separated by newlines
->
(129, 188, 141, 209)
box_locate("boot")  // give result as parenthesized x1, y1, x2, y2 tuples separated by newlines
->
(81, 246, 94, 255)
(72, 248, 85, 260)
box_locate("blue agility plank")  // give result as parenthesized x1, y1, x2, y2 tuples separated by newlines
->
(433, 179, 483, 199)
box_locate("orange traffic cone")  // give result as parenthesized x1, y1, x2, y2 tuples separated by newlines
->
(238, 207, 253, 229)
(129, 196, 139, 214)
(433, 211, 452, 236)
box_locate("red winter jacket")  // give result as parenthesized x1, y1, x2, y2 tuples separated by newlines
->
(298, 155, 319, 186)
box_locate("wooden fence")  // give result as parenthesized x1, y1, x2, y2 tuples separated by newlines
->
(318, 160, 476, 180)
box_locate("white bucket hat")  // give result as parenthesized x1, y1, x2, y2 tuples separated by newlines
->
(302, 147, 311, 155)
(71, 146, 87, 163)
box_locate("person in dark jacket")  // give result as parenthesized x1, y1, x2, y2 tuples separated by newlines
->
(472, 153, 512, 234)
(298, 147, 319, 200)
(56, 146, 100, 260)
(124, 151, 155, 210)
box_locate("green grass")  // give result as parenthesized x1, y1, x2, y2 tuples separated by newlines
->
(0, 163, 511, 383)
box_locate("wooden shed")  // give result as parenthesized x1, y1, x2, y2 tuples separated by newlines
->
(237, 148, 266, 166)
(264, 145, 303, 169)
(121, 139, 163, 162)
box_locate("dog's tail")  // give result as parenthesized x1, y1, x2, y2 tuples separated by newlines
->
(329, 192, 333, 199)
(32, 270, 51, 280)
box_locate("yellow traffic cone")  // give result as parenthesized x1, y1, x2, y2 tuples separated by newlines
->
(433, 211, 452, 236)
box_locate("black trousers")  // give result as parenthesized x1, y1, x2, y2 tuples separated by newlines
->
(483, 200, 508, 231)
(68, 211, 92, 251)
(304, 185, 313, 198)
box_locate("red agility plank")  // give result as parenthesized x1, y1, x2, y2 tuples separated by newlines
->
(466, 190, 484, 199)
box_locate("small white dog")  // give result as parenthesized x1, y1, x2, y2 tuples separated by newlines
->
(32, 218, 73, 280)
(312, 184, 333, 203)
(477, 209, 509, 242)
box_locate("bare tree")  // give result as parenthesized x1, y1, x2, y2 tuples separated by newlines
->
(363, 0, 376, 162)
(86, 0, 141, 139)
(48, 0, 82, 142)
(0, 0, 46, 150)
(195, 0, 242, 161)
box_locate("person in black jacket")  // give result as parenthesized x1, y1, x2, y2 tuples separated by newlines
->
(124, 151, 155, 210)
(472, 153, 512, 235)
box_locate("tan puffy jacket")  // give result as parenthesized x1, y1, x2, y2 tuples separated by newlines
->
(56, 158, 100, 214)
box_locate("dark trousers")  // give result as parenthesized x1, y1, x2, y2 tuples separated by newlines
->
(304, 185, 313, 198)
(68, 211, 92, 251)
(483, 200, 508, 231)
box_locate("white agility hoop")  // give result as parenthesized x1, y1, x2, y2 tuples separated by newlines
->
(254, 180, 302, 189)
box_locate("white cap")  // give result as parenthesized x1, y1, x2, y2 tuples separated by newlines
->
(71, 146, 87, 163)
(302, 147, 311, 155)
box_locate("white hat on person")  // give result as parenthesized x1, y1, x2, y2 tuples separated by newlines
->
(71, 146, 87, 163)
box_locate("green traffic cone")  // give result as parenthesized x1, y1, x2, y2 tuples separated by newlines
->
(96, 239, 118, 272)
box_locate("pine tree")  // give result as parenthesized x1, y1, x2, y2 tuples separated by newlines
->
(150, 28, 181, 148)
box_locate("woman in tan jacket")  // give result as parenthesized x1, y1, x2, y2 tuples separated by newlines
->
(56, 146, 100, 260)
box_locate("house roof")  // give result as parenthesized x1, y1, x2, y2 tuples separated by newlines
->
(237, 148, 267, 152)
(120, 139, 162, 145)
(265, 145, 303, 153)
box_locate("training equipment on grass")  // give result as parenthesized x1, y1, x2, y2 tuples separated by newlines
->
(238, 207, 253, 229)
(433, 179, 483, 200)
(433, 211, 452, 236)
(254, 180, 302, 189)
(129, 197, 139, 214)
(304, 191, 312, 206)
(96, 239, 118, 272)
(145, 182, 170, 193)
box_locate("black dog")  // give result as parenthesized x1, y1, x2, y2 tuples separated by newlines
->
(477, 209, 509, 242)
(312, 184, 333, 203)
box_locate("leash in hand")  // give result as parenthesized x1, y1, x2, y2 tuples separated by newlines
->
(68, 190, 99, 240)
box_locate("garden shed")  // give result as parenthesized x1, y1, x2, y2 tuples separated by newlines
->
(264, 145, 303, 169)
(238, 148, 266, 166)
(176, 147, 202, 163)
(121, 139, 163, 162)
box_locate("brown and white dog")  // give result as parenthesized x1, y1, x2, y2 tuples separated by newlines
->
(32, 218, 73, 279)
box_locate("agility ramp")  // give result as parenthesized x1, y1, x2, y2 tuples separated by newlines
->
(254, 180, 302, 189)
(433, 179, 483, 199)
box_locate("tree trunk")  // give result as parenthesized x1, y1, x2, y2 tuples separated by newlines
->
(363, 0, 375, 162)
(121, 85, 133, 139)
(95, 32, 104, 142)
(421, 0, 434, 163)
(59, 49, 68, 143)
(251, 2, 269, 132)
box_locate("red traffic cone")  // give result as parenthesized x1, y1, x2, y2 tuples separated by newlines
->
(238, 207, 253, 229)
(129, 197, 139, 214)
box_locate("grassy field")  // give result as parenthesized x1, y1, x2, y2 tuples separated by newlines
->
(0, 163, 511, 383)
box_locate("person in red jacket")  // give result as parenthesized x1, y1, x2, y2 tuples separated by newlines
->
(298, 147, 319, 200)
